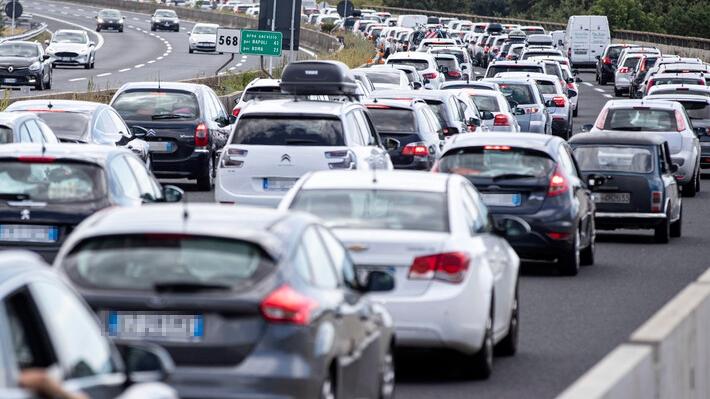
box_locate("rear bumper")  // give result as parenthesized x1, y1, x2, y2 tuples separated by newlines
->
(551, 118, 569, 134)
(191, 43, 217, 51)
(391, 157, 433, 171)
(595, 212, 666, 230)
(152, 149, 210, 180)
(495, 212, 576, 263)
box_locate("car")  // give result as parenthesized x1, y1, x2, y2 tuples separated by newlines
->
(110, 82, 234, 191)
(654, 63, 710, 84)
(436, 133, 596, 275)
(95, 8, 125, 32)
(614, 53, 648, 96)
(588, 99, 701, 196)
(352, 67, 410, 90)
(570, 132, 682, 243)
(0, 112, 58, 144)
(432, 53, 463, 81)
(637, 58, 706, 96)
(485, 35, 509, 66)
(0, 251, 178, 399)
(472, 33, 490, 66)
(560, 64, 581, 117)
(151, 9, 180, 32)
(455, 92, 493, 133)
(45, 30, 96, 69)
(441, 81, 501, 91)
(628, 53, 662, 98)
(416, 38, 457, 52)
(351, 69, 378, 96)
(595, 44, 638, 85)
(429, 46, 474, 80)
(483, 60, 545, 79)
(215, 61, 393, 207)
(526, 34, 554, 48)
(188, 23, 220, 54)
(280, 170, 523, 378)
(0, 41, 52, 90)
(231, 78, 286, 117)
(647, 84, 710, 98)
(457, 89, 523, 132)
(0, 143, 183, 260)
(385, 52, 445, 89)
(642, 73, 707, 97)
(482, 77, 553, 134)
(366, 99, 442, 170)
(370, 63, 424, 89)
(6, 100, 150, 165)
(520, 48, 564, 61)
(54, 204, 396, 399)
(520, 25, 546, 35)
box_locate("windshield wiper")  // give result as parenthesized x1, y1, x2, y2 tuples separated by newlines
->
(0, 193, 30, 201)
(153, 281, 232, 293)
(151, 113, 193, 120)
(492, 173, 538, 181)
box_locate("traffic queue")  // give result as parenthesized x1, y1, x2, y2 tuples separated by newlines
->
(0, 11, 708, 399)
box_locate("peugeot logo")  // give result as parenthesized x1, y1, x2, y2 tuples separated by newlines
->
(280, 154, 291, 163)
(20, 209, 30, 221)
(7, 66, 13, 73)
(146, 129, 157, 137)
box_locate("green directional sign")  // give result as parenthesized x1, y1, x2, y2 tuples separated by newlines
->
(240, 30, 283, 57)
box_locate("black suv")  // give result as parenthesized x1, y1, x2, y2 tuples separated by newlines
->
(0, 41, 51, 90)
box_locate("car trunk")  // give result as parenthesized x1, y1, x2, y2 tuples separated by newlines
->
(380, 132, 424, 166)
(584, 172, 653, 213)
(469, 176, 550, 215)
(124, 120, 199, 161)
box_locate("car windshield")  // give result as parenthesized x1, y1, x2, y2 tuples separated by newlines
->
(574, 146, 654, 173)
(99, 10, 121, 18)
(535, 80, 558, 95)
(365, 71, 401, 84)
(498, 83, 535, 105)
(604, 108, 678, 131)
(290, 189, 449, 232)
(678, 101, 710, 120)
(486, 65, 543, 78)
(112, 90, 200, 121)
(439, 146, 555, 179)
(232, 116, 345, 146)
(388, 59, 429, 71)
(0, 161, 106, 202)
(63, 235, 273, 290)
(0, 43, 38, 57)
(33, 112, 90, 142)
(193, 25, 217, 34)
(368, 108, 416, 133)
(470, 95, 500, 112)
(53, 32, 87, 44)
(155, 11, 176, 18)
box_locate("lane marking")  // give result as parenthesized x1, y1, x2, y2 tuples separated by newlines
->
(69, 77, 86, 82)
(96, 72, 111, 77)
(33, 13, 105, 51)
(582, 82, 594, 87)
(162, 53, 169, 57)
(236, 63, 242, 67)
(134, 64, 145, 68)
(118, 68, 131, 72)
(147, 60, 155, 64)
(604, 94, 613, 98)
(594, 88, 605, 93)
(133, 17, 139, 21)
(157, 56, 163, 60)
(229, 66, 236, 70)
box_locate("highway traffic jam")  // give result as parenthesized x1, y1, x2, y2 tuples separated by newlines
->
(0, 3, 708, 399)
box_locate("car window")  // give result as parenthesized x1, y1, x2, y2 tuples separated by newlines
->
(95, 110, 120, 139)
(209, 91, 227, 120)
(301, 227, 338, 289)
(344, 112, 366, 146)
(603, 108, 677, 132)
(471, 95, 500, 112)
(535, 80, 558, 95)
(18, 122, 31, 142)
(30, 281, 115, 379)
(367, 107, 416, 134)
(36, 120, 58, 143)
(24, 120, 44, 143)
(317, 226, 357, 288)
(232, 116, 345, 146)
(112, 90, 200, 122)
(460, 184, 487, 234)
(106, 109, 130, 136)
(354, 110, 378, 146)
(4, 288, 57, 372)
(498, 83, 535, 105)
(110, 156, 140, 199)
(449, 97, 464, 120)
(574, 145, 654, 174)
(124, 156, 159, 199)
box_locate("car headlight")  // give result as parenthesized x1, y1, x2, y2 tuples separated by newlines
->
(29, 62, 41, 71)
(97, 18, 104, 23)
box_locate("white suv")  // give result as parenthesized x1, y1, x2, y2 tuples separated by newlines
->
(385, 52, 444, 90)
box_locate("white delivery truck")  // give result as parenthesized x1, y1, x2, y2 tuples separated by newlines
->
(397, 14, 427, 29)
(564, 15, 610, 68)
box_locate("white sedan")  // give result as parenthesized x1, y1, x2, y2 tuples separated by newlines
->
(279, 170, 523, 379)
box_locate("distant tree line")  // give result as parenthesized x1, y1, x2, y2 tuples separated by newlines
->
(382, 0, 710, 38)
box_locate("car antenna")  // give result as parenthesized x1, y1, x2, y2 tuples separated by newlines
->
(181, 187, 189, 226)
(47, 101, 53, 110)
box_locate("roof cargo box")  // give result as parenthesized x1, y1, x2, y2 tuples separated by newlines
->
(280, 60, 359, 96)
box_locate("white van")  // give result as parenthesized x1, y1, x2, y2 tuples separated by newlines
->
(550, 30, 565, 49)
(564, 15, 610, 68)
(397, 14, 427, 29)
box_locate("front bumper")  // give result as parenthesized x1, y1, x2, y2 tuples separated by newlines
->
(190, 42, 217, 51)
(51, 54, 90, 66)
(595, 212, 666, 230)
(153, 21, 179, 29)
(98, 22, 123, 30)
(0, 71, 42, 86)
(504, 217, 576, 263)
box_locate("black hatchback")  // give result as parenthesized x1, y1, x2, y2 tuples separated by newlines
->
(110, 82, 235, 191)
(436, 132, 596, 276)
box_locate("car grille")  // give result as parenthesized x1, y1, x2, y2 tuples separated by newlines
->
(55, 52, 79, 58)
(197, 42, 215, 46)
(0, 65, 28, 71)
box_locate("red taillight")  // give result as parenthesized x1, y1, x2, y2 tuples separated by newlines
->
(492, 47, 499, 54)
(194, 123, 209, 147)
(699, 79, 705, 86)
(484, 145, 511, 150)
(423, 72, 438, 79)
(602, 56, 612, 65)
(594, 107, 609, 130)
(402, 143, 430, 156)
(547, 168, 569, 197)
(493, 114, 510, 126)
(484, 46, 490, 52)
(567, 82, 575, 89)
(651, 191, 663, 212)
(675, 110, 686, 132)
(552, 96, 566, 107)
(232, 107, 241, 117)
(260, 285, 318, 325)
(17, 156, 55, 163)
(408, 252, 470, 284)
(618, 66, 629, 73)
(546, 232, 571, 240)
(447, 71, 461, 78)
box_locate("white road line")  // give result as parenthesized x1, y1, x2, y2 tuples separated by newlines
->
(96, 72, 111, 77)
(134, 64, 145, 68)
(78, 8, 84, 11)
(229, 66, 236, 70)
(162, 53, 168, 57)
(128, 25, 134, 28)
(133, 17, 139, 21)
(118, 68, 131, 72)
(33, 13, 105, 51)
(147, 60, 155, 64)
(73, 13, 79, 17)
(144, 19, 150, 22)
(582, 82, 594, 87)
(157, 56, 163, 60)
(236, 63, 242, 67)
(474, 71, 480, 75)
(594, 88, 605, 93)
(604, 94, 613, 98)
(68, 77, 86, 82)
(63, 5, 69, 8)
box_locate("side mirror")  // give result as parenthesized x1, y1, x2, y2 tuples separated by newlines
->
(130, 126, 149, 138)
(513, 107, 526, 116)
(565, 77, 574, 84)
(575, 77, 583, 83)
(693, 127, 706, 137)
(42, 54, 50, 61)
(360, 270, 395, 292)
(423, 78, 430, 84)
(595, 55, 600, 60)
(384, 137, 399, 151)
(545, 99, 558, 108)
(493, 216, 531, 239)
(228, 114, 237, 124)
(162, 185, 184, 203)
(567, 89, 578, 98)
(474, 76, 483, 81)
(669, 163, 679, 173)
(586, 173, 606, 190)
(187, 32, 191, 36)
(123, 16, 126, 20)
(572, 69, 579, 76)
(468, 117, 481, 127)
(411, 81, 422, 89)
(480, 111, 495, 120)
(582, 124, 594, 132)
(114, 340, 175, 384)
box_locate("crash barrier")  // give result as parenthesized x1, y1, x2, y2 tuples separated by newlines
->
(0, 22, 47, 43)
(557, 268, 710, 399)
(366, 5, 710, 51)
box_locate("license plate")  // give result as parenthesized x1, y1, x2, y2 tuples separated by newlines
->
(106, 312, 204, 342)
(594, 192, 630, 204)
(263, 178, 297, 192)
(4, 78, 16, 84)
(148, 141, 175, 153)
(575, 49, 588, 54)
(480, 193, 522, 207)
(0, 225, 58, 243)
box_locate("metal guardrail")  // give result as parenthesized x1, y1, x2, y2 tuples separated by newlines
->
(366, 5, 710, 51)
(0, 22, 48, 43)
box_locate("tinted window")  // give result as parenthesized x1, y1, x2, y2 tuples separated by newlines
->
(0, 161, 106, 202)
(232, 116, 345, 146)
(607, 46, 624, 59)
(574, 146, 654, 173)
(32, 112, 90, 142)
(678, 101, 710, 119)
(368, 108, 416, 133)
(63, 235, 273, 290)
(470, 95, 500, 112)
(291, 189, 449, 232)
(112, 90, 200, 121)
(498, 83, 535, 104)
(486, 65, 544, 77)
(439, 146, 555, 179)
(388, 59, 429, 71)
(603, 108, 677, 131)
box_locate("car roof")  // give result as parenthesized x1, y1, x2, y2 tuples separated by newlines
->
(54, 29, 86, 34)
(651, 72, 705, 78)
(490, 60, 544, 66)
(7, 99, 105, 113)
(115, 81, 205, 93)
(444, 132, 560, 153)
(245, 78, 280, 89)
(365, 98, 423, 110)
(429, 46, 465, 52)
(603, 99, 681, 110)
(569, 132, 666, 146)
(0, 112, 40, 126)
(495, 72, 556, 81)
(645, 94, 710, 102)
(484, 77, 537, 86)
(371, 89, 455, 101)
(387, 51, 435, 61)
(240, 98, 354, 116)
(300, 170, 452, 192)
(0, 143, 130, 163)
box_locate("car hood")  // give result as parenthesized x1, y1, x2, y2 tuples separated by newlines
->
(0, 56, 36, 67)
(48, 43, 90, 53)
(191, 33, 216, 42)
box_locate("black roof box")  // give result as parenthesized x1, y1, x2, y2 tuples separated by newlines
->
(280, 60, 359, 96)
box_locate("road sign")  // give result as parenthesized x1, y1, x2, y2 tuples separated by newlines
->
(240, 30, 283, 57)
(216, 28, 241, 54)
(5, 1, 23, 19)
(336, 0, 353, 17)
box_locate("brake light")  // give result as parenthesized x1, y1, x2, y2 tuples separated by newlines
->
(366, 104, 391, 109)
(546, 232, 571, 240)
(645, 81, 655, 95)
(699, 79, 705, 85)
(17, 156, 55, 163)
(232, 107, 241, 117)
(423, 72, 438, 79)
(484, 145, 510, 150)
(408, 252, 470, 284)
(492, 47, 499, 54)
(651, 191, 663, 212)
(194, 123, 209, 147)
(402, 143, 430, 156)
(675, 110, 686, 132)
(567, 82, 575, 89)
(506, 54, 514, 60)
(547, 168, 569, 197)
(602, 56, 612, 65)
(260, 285, 318, 325)
(594, 107, 609, 130)
(552, 96, 566, 107)
(447, 70, 461, 78)
(618, 66, 629, 73)
(493, 114, 510, 126)
(484, 46, 490, 52)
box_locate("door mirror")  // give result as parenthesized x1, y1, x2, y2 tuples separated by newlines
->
(565, 77, 574, 84)
(123, 16, 126, 20)
(360, 270, 395, 292)
(581, 124, 594, 132)
(423, 78, 430, 84)
(130, 126, 149, 138)
(493, 216, 531, 239)
(94, 15, 98, 19)
(384, 137, 399, 151)
(670, 163, 679, 173)
(162, 185, 184, 203)
(567, 89, 578, 98)
(468, 117, 481, 127)
(89, 42, 96, 47)
(693, 127, 706, 137)
(411, 81, 422, 89)
(513, 107, 526, 116)
(115, 340, 175, 384)
(586, 173, 606, 190)
(545, 99, 558, 108)
(42, 54, 50, 61)
(187, 32, 191, 36)
(595, 55, 600, 60)
(480, 111, 495, 120)
(575, 76, 583, 83)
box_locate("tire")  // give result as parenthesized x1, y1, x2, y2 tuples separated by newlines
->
(45, 72, 51, 90)
(34, 75, 45, 91)
(96, 26, 101, 32)
(573, 103, 578, 117)
(119, 28, 123, 33)
(90, 56, 95, 69)
(696, 169, 701, 192)
(84, 61, 91, 70)
(495, 287, 519, 357)
(580, 220, 595, 266)
(378, 345, 395, 399)
(151, 25, 156, 32)
(558, 229, 580, 276)
(189, 47, 194, 54)
(219, 52, 224, 55)
(614, 87, 622, 97)
(319, 371, 336, 399)
(469, 311, 494, 379)
(670, 204, 682, 238)
(196, 153, 214, 191)
(654, 211, 670, 244)
(682, 170, 698, 197)
(175, 25, 180, 32)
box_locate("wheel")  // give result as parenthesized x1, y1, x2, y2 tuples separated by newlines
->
(84, 60, 91, 69)
(90, 56, 95, 69)
(469, 310, 494, 379)
(45, 71, 52, 90)
(319, 371, 335, 399)
(151, 25, 156, 32)
(670, 204, 682, 238)
(595, 71, 599, 83)
(196, 153, 214, 191)
(614, 87, 622, 97)
(219, 52, 224, 55)
(175, 25, 180, 32)
(51, 63, 56, 69)
(558, 229, 580, 276)
(96, 26, 101, 32)
(654, 211, 670, 243)
(682, 171, 698, 197)
(34, 75, 45, 91)
(119, 28, 123, 33)
(495, 287, 518, 357)
(696, 168, 701, 192)
(573, 103, 578, 117)
(378, 345, 395, 399)
(600, 75, 607, 85)
(580, 221, 595, 266)
(189, 47, 194, 54)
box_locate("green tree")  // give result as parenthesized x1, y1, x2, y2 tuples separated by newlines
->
(590, 0, 658, 31)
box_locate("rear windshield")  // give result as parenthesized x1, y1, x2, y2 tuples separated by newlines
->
(622, 57, 641, 68)
(290, 189, 449, 232)
(33, 112, 90, 142)
(651, 88, 710, 97)
(535, 80, 558, 95)
(652, 77, 703, 86)
(435, 58, 458, 70)
(366, 71, 401, 84)
(678, 101, 710, 120)
(432, 50, 465, 64)
(470, 95, 500, 112)
(522, 28, 545, 35)
(63, 235, 273, 290)
(0, 161, 105, 202)
(242, 86, 288, 102)
(388, 59, 429, 71)
(603, 108, 677, 131)
(486, 65, 543, 78)
(439, 146, 555, 180)
(232, 116, 345, 146)
(112, 90, 200, 122)
(424, 100, 448, 127)
(99, 10, 121, 18)
(368, 108, 416, 133)
(574, 146, 654, 173)
(498, 83, 535, 105)
(606, 46, 625, 59)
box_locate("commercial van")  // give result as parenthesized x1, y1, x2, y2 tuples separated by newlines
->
(564, 15, 610, 68)
(397, 14, 427, 29)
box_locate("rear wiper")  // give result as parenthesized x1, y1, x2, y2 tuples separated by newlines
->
(151, 113, 192, 120)
(0, 193, 30, 201)
(153, 281, 232, 293)
(492, 173, 537, 181)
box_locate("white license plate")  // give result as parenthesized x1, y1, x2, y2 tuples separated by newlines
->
(263, 178, 297, 192)
(575, 49, 588, 54)
(480, 193, 522, 207)
(106, 312, 204, 342)
(594, 192, 630, 204)
(0, 225, 58, 243)
(148, 141, 175, 153)
(4, 78, 16, 84)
